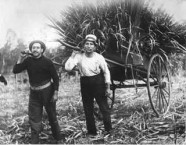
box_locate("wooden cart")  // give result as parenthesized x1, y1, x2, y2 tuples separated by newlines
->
(53, 41, 172, 117)
(104, 51, 171, 117)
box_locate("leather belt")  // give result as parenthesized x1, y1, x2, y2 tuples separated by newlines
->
(30, 81, 51, 91)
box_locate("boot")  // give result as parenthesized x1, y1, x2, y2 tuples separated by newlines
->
(31, 130, 39, 144)
(50, 121, 63, 141)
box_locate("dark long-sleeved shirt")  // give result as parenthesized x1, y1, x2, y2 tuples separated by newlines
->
(13, 56, 59, 91)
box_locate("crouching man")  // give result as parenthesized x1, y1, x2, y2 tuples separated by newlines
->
(13, 40, 62, 144)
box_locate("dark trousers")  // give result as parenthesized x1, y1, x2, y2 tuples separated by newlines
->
(80, 74, 112, 134)
(28, 84, 61, 143)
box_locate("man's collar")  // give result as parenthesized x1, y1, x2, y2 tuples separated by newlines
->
(32, 55, 43, 59)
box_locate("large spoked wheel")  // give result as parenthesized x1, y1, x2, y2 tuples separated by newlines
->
(147, 54, 171, 117)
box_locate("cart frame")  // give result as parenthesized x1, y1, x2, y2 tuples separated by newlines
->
(105, 53, 171, 117)
(53, 41, 172, 117)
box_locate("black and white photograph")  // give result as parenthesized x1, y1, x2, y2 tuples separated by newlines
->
(0, 0, 185, 144)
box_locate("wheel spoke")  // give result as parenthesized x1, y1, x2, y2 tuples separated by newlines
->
(159, 58, 164, 77)
(162, 64, 166, 76)
(149, 63, 158, 82)
(163, 71, 168, 78)
(160, 89, 168, 106)
(152, 87, 158, 98)
(155, 62, 161, 82)
(160, 89, 165, 113)
(155, 88, 160, 108)
(158, 88, 162, 113)
(149, 76, 157, 83)
(152, 61, 158, 76)
(162, 88, 170, 96)
(151, 63, 157, 75)
(150, 74, 157, 81)
(157, 57, 161, 77)
(158, 58, 163, 81)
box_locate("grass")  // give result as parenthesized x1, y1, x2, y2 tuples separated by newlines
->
(0, 73, 185, 144)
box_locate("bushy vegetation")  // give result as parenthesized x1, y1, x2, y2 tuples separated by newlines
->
(50, 0, 186, 66)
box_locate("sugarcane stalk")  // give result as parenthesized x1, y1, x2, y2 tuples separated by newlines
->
(57, 40, 81, 51)
(57, 39, 128, 68)
(125, 16, 133, 64)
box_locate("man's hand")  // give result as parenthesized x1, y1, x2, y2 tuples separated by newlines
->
(17, 50, 30, 64)
(71, 51, 79, 58)
(105, 83, 111, 98)
(51, 90, 58, 102)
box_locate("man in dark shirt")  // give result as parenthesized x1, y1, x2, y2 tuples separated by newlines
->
(13, 40, 62, 144)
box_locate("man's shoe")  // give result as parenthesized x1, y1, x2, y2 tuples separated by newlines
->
(56, 139, 64, 144)
(31, 131, 40, 144)
(103, 130, 112, 137)
(86, 132, 97, 138)
(55, 136, 66, 144)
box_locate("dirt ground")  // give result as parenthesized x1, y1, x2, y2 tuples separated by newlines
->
(0, 74, 185, 144)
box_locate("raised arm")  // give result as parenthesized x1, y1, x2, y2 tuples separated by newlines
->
(65, 51, 79, 72)
(13, 55, 28, 74)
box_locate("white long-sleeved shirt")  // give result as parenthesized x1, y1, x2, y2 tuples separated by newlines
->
(65, 52, 111, 84)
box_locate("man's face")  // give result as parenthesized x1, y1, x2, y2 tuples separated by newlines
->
(84, 41, 96, 54)
(31, 43, 43, 58)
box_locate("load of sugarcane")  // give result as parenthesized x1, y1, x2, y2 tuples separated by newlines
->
(50, 0, 186, 66)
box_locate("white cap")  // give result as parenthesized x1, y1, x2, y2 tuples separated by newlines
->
(85, 34, 97, 42)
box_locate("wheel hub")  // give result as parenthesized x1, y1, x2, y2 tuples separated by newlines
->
(159, 81, 166, 89)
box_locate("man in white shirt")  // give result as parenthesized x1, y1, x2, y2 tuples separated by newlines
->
(65, 34, 112, 136)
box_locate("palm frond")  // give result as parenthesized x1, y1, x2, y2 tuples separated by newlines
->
(50, 0, 186, 64)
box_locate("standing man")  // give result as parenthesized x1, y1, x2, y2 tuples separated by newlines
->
(65, 34, 112, 137)
(13, 40, 62, 144)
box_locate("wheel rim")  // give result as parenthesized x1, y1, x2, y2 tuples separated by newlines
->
(147, 54, 171, 116)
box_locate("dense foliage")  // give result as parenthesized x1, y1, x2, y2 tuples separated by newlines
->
(50, 0, 186, 64)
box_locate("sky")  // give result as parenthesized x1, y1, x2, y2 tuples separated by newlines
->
(0, 0, 186, 49)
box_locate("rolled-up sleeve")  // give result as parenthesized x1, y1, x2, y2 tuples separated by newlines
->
(99, 55, 111, 84)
